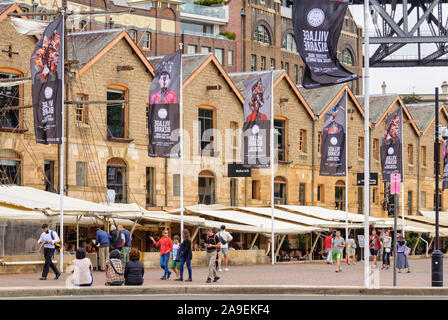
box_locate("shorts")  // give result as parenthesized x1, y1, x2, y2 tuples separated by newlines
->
(218, 248, 229, 255)
(370, 249, 378, 256)
(332, 251, 342, 261)
(170, 260, 180, 269)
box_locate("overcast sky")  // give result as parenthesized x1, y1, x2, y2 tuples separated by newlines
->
(349, 5, 448, 95)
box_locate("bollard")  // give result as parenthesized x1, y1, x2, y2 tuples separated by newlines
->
(431, 250, 443, 287)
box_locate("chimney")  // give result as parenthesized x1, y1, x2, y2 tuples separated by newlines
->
(442, 81, 448, 95)
(381, 81, 387, 94)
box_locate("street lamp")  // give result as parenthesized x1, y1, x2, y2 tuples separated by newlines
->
(432, 87, 443, 287)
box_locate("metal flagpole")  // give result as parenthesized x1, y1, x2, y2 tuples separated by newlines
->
(363, 0, 371, 288)
(345, 88, 349, 243)
(179, 44, 184, 239)
(271, 70, 275, 265)
(59, 8, 66, 273)
(401, 107, 405, 237)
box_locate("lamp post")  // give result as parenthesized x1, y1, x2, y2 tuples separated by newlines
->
(432, 87, 443, 287)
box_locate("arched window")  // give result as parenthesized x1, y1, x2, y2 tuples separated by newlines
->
(0, 150, 21, 185)
(274, 176, 287, 204)
(79, 20, 87, 31)
(198, 170, 215, 205)
(335, 180, 346, 210)
(282, 33, 297, 52)
(254, 24, 272, 45)
(107, 158, 127, 203)
(341, 48, 354, 66)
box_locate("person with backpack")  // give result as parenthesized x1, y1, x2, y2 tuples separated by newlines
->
(109, 225, 123, 252)
(204, 228, 221, 283)
(105, 249, 125, 286)
(217, 225, 233, 272)
(37, 223, 61, 280)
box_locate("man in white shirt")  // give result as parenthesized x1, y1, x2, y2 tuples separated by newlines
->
(37, 223, 61, 280)
(217, 225, 233, 272)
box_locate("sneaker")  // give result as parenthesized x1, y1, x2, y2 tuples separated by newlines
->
(167, 271, 172, 279)
(39, 277, 46, 280)
(206, 278, 211, 283)
(218, 268, 222, 272)
(213, 276, 220, 282)
(224, 268, 229, 272)
(55, 272, 62, 280)
(174, 277, 183, 281)
(160, 276, 167, 280)
(185, 278, 192, 282)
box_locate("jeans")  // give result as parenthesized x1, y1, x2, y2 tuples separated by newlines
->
(383, 250, 391, 265)
(180, 258, 192, 279)
(160, 253, 170, 278)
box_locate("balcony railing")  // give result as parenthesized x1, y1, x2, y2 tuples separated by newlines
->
(181, 1, 227, 20)
(182, 29, 229, 40)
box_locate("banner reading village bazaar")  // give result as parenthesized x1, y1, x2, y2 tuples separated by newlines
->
(242, 72, 272, 168)
(380, 107, 403, 182)
(31, 16, 63, 144)
(148, 50, 181, 158)
(292, 0, 359, 89)
(320, 94, 346, 176)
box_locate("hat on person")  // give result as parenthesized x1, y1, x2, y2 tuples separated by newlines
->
(110, 225, 116, 231)
(220, 225, 226, 230)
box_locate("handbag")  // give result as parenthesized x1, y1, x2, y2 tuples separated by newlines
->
(404, 246, 411, 256)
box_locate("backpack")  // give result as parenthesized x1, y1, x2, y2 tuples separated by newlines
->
(218, 232, 227, 245)
(50, 230, 62, 249)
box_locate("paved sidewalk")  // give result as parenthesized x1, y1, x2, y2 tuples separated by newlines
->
(0, 258, 445, 288)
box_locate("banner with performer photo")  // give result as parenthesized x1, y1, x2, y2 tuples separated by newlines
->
(242, 72, 272, 168)
(292, 0, 359, 89)
(148, 50, 181, 158)
(380, 107, 403, 182)
(320, 94, 347, 176)
(31, 16, 63, 144)
(443, 140, 448, 190)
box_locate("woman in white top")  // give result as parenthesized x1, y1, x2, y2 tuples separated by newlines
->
(72, 247, 93, 286)
(381, 230, 392, 270)
(345, 233, 356, 265)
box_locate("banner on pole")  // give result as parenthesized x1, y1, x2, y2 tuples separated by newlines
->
(31, 16, 63, 144)
(148, 50, 181, 158)
(292, 0, 359, 89)
(320, 94, 347, 176)
(443, 140, 448, 190)
(380, 107, 403, 182)
(242, 72, 272, 168)
(390, 173, 401, 195)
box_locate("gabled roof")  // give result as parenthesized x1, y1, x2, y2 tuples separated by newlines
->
(68, 29, 154, 78)
(228, 70, 315, 119)
(0, 2, 23, 22)
(406, 103, 448, 135)
(148, 53, 245, 104)
(356, 94, 420, 135)
(297, 83, 347, 116)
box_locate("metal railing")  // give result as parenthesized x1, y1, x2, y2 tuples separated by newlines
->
(181, 1, 227, 20)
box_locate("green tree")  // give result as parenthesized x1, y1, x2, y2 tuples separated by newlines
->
(402, 93, 422, 104)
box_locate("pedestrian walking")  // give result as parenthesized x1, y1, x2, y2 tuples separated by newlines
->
(396, 235, 411, 273)
(176, 228, 193, 282)
(369, 229, 382, 268)
(382, 230, 392, 270)
(324, 232, 334, 264)
(332, 231, 345, 272)
(37, 224, 61, 280)
(204, 228, 221, 283)
(95, 227, 110, 271)
(109, 225, 123, 252)
(124, 248, 144, 286)
(105, 249, 125, 286)
(345, 233, 356, 265)
(118, 225, 132, 266)
(217, 225, 233, 272)
(72, 247, 93, 287)
(150, 230, 173, 280)
(170, 235, 181, 279)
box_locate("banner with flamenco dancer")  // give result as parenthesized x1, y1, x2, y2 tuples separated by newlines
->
(31, 16, 63, 144)
(242, 72, 272, 168)
(380, 107, 403, 182)
(148, 50, 181, 158)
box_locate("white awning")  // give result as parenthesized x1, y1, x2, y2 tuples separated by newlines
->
(236, 207, 354, 229)
(185, 208, 320, 234)
(373, 218, 431, 233)
(277, 205, 382, 223)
